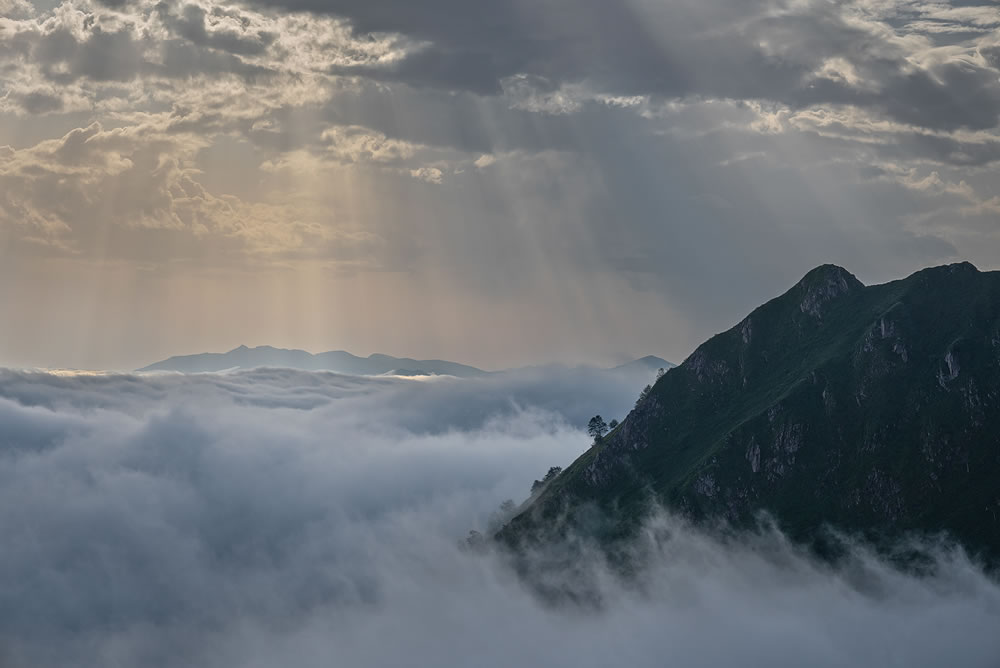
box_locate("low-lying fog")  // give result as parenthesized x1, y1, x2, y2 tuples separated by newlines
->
(1, 368, 998, 667)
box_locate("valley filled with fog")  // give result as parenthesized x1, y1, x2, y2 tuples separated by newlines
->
(1, 367, 998, 668)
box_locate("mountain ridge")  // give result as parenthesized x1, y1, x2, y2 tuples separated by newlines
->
(138, 346, 487, 377)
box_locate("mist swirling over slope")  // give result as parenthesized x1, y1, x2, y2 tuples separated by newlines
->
(1, 368, 998, 668)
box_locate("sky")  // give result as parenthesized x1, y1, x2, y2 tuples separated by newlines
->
(2, 0, 1000, 370)
(2, 367, 999, 667)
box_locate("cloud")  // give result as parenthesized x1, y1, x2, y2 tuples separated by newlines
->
(0, 0, 33, 17)
(320, 125, 420, 164)
(243, 0, 1000, 131)
(162, 3, 277, 57)
(1, 368, 999, 667)
(0, 119, 368, 259)
(0, 0, 407, 116)
(474, 153, 496, 169)
(409, 165, 443, 184)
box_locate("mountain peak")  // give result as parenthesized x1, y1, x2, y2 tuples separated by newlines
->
(797, 264, 861, 286)
(914, 261, 980, 278)
(611, 355, 674, 373)
(950, 260, 979, 272)
(793, 265, 863, 318)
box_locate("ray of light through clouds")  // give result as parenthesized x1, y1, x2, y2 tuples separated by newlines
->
(0, 0, 998, 369)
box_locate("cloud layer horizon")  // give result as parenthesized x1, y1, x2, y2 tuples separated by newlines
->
(1, 368, 998, 667)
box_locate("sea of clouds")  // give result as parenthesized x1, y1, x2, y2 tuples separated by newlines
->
(1, 366, 999, 667)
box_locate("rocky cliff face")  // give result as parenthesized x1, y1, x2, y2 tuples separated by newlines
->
(502, 263, 1000, 561)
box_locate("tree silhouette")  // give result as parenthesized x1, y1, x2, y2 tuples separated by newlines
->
(636, 384, 652, 408)
(530, 466, 563, 495)
(587, 415, 608, 441)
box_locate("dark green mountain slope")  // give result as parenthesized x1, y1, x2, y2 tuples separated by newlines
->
(502, 263, 1000, 560)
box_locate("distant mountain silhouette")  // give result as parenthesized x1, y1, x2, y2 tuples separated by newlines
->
(610, 355, 675, 374)
(138, 346, 486, 377)
(139, 346, 673, 378)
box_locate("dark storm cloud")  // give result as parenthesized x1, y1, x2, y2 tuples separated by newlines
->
(1, 369, 999, 667)
(162, 2, 277, 56)
(16, 89, 64, 114)
(36, 26, 147, 83)
(246, 0, 1000, 132)
(152, 36, 274, 79)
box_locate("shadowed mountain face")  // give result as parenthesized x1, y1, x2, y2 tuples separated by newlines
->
(503, 263, 1000, 561)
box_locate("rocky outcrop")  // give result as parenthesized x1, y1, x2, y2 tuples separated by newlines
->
(796, 264, 863, 318)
